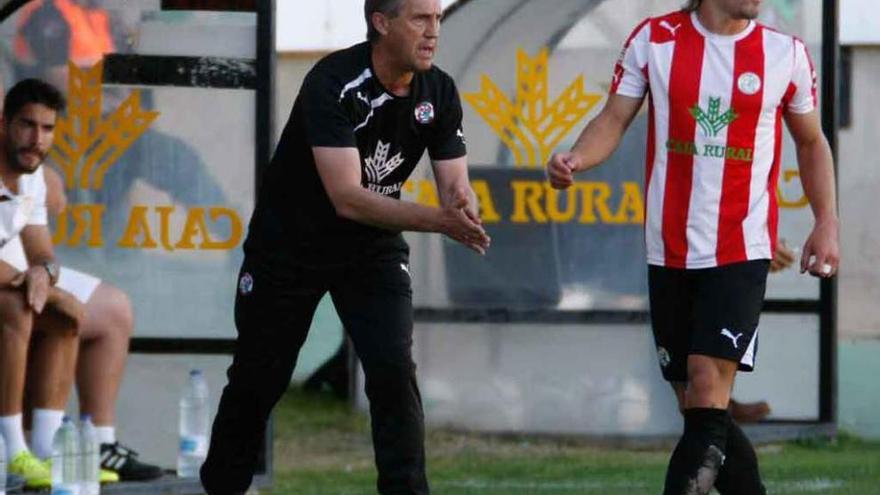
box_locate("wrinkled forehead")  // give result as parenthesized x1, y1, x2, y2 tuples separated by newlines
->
(401, 0, 442, 15)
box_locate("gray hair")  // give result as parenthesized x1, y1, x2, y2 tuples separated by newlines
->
(365, 0, 405, 42)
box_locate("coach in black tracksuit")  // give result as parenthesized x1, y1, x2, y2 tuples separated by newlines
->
(200, 1, 490, 494)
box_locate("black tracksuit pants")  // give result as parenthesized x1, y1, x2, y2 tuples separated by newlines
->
(200, 246, 428, 495)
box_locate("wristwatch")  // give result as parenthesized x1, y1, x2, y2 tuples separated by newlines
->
(41, 261, 60, 286)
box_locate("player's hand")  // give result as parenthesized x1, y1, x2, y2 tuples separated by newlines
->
(10, 266, 50, 313)
(441, 188, 491, 255)
(547, 152, 580, 190)
(769, 239, 796, 273)
(800, 218, 839, 278)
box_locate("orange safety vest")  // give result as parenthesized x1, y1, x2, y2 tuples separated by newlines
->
(15, 0, 115, 67)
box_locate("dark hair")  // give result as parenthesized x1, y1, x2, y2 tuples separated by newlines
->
(365, 0, 404, 42)
(683, 0, 702, 11)
(3, 78, 66, 122)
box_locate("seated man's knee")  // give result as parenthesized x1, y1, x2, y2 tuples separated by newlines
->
(44, 288, 85, 336)
(0, 290, 33, 339)
(98, 284, 134, 339)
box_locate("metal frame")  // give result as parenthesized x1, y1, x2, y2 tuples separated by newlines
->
(819, 0, 839, 426)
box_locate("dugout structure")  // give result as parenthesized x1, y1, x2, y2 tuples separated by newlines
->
(353, 0, 840, 443)
(0, 0, 275, 492)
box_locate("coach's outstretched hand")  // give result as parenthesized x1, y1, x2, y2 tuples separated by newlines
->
(440, 189, 490, 255)
(547, 152, 581, 190)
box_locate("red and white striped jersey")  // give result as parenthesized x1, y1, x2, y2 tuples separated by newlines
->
(610, 10, 817, 269)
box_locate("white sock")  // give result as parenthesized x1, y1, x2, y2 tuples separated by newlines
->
(95, 426, 116, 445)
(31, 409, 65, 459)
(0, 414, 29, 459)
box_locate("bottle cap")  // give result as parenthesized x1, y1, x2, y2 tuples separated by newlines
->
(190, 369, 203, 376)
(81, 414, 93, 422)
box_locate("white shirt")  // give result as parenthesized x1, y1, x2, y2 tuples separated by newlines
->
(0, 166, 48, 254)
(611, 10, 817, 269)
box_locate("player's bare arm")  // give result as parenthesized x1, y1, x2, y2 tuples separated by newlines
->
(547, 94, 644, 189)
(784, 109, 839, 277)
(314, 146, 489, 254)
(16, 224, 59, 313)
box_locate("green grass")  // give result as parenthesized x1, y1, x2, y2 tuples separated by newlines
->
(266, 388, 880, 494)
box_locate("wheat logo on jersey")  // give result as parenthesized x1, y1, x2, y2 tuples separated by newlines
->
(657, 347, 671, 368)
(364, 140, 405, 194)
(415, 101, 435, 124)
(238, 272, 254, 295)
(690, 97, 738, 137)
(737, 72, 762, 96)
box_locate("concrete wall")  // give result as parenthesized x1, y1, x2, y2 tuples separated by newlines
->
(838, 46, 880, 339)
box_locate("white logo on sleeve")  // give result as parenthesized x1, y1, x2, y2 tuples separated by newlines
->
(457, 128, 467, 144)
(400, 263, 411, 279)
(660, 20, 682, 37)
(720, 328, 744, 349)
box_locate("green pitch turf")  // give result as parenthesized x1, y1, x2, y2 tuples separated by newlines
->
(266, 388, 880, 494)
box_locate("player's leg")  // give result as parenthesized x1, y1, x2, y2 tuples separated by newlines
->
(698, 261, 769, 495)
(649, 265, 723, 495)
(69, 278, 162, 481)
(0, 289, 38, 464)
(331, 250, 428, 495)
(26, 288, 82, 460)
(714, 420, 766, 495)
(670, 260, 769, 495)
(201, 258, 325, 495)
(670, 367, 765, 494)
(76, 282, 130, 430)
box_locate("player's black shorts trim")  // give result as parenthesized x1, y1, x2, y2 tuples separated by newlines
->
(648, 259, 770, 382)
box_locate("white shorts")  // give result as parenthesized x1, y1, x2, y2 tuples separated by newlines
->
(0, 237, 101, 304)
(57, 266, 101, 304)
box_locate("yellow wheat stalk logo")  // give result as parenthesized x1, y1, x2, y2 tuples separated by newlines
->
(464, 48, 602, 168)
(50, 61, 159, 190)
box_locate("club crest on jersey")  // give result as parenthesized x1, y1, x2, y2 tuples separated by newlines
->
(737, 72, 762, 96)
(657, 347, 671, 368)
(238, 272, 254, 295)
(415, 101, 435, 124)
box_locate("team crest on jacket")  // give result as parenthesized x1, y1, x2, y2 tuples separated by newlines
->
(657, 347, 671, 368)
(239, 272, 254, 295)
(415, 101, 435, 124)
(737, 72, 762, 96)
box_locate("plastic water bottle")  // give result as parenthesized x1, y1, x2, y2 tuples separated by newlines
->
(177, 370, 209, 478)
(51, 416, 79, 495)
(0, 432, 7, 495)
(78, 416, 100, 495)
